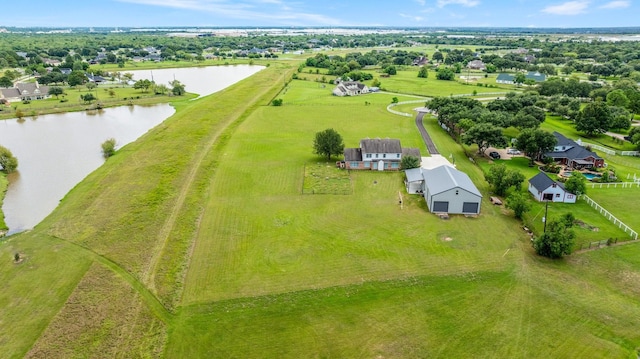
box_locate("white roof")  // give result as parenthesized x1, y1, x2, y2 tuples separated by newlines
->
(421, 155, 455, 170)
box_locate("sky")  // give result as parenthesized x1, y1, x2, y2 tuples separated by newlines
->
(1, 0, 638, 28)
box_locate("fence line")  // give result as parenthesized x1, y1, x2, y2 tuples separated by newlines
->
(579, 141, 616, 155)
(586, 182, 640, 189)
(580, 195, 638, 239)
(387, 99, 430, 117)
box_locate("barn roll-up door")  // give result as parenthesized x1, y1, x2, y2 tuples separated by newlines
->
(432, 201, 449, 212)
(462, 202, 479, 214)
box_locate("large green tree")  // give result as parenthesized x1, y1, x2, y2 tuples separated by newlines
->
(400, 155, 421, 170)
(67, 70, 87, 87)
(564, 172, 587, 195)
(0, 145, 18, 173)
(505, 191, 531, 219)
(515, 128, 557, 166)
(48, 86, 64, 98)
(313, 128, 344, 161)
(533, 220, 576, 259)
(485, 164, 526, 197)
(575, 100, 612, 136)
(463, 123, 506, 155)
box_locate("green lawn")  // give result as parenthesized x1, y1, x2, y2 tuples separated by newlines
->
(3, 59, 640, 358)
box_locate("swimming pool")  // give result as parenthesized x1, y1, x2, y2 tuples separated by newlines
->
(563, 171, 602, 180)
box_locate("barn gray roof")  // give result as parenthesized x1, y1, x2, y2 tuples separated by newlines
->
(423, 165, 482, 197)
(360, 138, 402, 154)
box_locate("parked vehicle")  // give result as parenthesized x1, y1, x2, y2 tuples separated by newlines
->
(489, 151, 501, 159)
(507, 148, 521, 155)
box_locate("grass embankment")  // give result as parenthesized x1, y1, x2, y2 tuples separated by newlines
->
(0, 172, 7, 232)
(0, 61, 296, 356)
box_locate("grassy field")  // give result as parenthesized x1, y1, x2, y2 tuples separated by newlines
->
(2, 58, 640, 358)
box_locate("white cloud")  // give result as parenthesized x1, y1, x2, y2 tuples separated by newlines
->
(399, 13, 424, 21)
(599, 0, 630, 9)
(414, 0, 426, 5)
(116, 0, 341, 25)
(437, 0, 480, 7)
(541, 1, 590, 15)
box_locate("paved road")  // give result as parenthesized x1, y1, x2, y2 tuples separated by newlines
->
(415, 111, 439, 155)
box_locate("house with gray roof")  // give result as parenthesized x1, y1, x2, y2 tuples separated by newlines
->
(545, 132, 604, 169)
(420, 165, 482, 214)
(332, 80, 369, 97)
(528, 172, 576, 203)
(467, 60, 486, 70)
(0, 82, 50, 102)
(342, 138, 420, 171)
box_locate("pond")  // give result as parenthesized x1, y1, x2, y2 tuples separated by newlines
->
(0, 65, 263, 235)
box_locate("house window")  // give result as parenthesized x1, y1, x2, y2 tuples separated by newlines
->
(351, 162, 359, 168)
(391, 162, 399, 168)
(366, 154, 371, 158)
(364, 162, 370, 168)
(397, 154, 400, 158)
(555, 193, 560, 198)
(383, 154, 386, 158)
(375, 154, 379, 158)
(543, 193, 553, 201)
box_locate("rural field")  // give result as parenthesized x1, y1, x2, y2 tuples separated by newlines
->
(2, 59, 640, 358)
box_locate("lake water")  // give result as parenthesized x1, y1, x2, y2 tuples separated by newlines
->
(0, 65, 263, 235)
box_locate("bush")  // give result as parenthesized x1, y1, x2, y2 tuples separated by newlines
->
(101, 138, 117, 158)
(272, 98, 283, 106)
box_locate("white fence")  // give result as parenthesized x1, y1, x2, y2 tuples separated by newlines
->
(579, 142, 616, 155)
(621, 151, 640, 156)
(580, 195, 638, 239)
(587, 182, 640, 189)
(387, 99, 430, 117)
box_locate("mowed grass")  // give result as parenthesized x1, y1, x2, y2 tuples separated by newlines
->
(180, 88, 520, 304)
(169, 242, 640, 358)
(365, 69, 511, 97)
(586, 187, 640, 233)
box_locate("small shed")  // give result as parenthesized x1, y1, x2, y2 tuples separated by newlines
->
(404, 168, 424, 194)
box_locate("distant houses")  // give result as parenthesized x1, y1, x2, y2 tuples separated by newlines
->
(341, 138, 420, 171)
(496, 71, 546, 84)
(332, 80, 370, 97)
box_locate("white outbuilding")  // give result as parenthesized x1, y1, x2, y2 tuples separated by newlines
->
(405, 165, 482, 215)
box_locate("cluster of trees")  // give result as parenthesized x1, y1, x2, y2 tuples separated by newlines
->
(304, 50, 426, 78)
